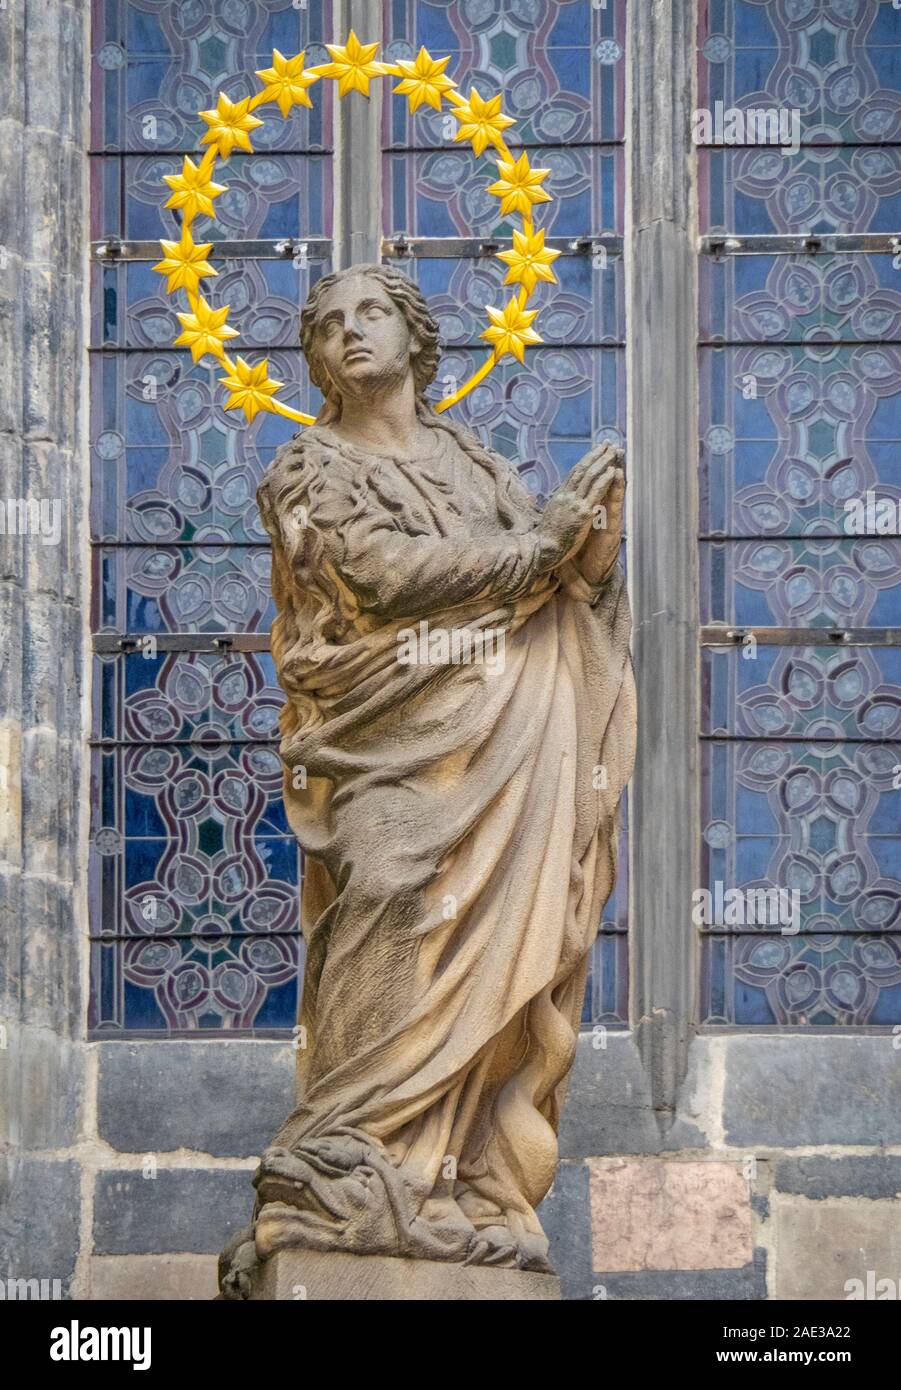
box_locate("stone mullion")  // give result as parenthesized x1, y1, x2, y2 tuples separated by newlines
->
(627, 0, 699, 1127)
(334, 0, 383, 268)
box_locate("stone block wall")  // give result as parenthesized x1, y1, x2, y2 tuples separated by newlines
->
(543, 1034, 901, 1301)
(11, 1032, 891, 1301)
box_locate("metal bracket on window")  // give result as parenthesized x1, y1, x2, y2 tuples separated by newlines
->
(567, 235, 621, 260)
(700, 625, 901, 647)
(381, 233, 623, 260)
(92, 237, 332, 263)
(700, 234, 901, 257)
(93, 634, 271, 654)
(94, 236, 128, 262)
(273, 237, 313, 267)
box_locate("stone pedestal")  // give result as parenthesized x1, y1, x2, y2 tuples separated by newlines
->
(248, 1250, 561, 1301)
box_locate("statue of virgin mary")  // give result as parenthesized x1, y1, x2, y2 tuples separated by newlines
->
(220, 262, 635, 1295)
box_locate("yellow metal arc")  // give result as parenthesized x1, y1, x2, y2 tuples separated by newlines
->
(159, 40, 553, 428)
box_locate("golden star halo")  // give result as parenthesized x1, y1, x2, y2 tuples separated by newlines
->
(157, 35, 557, 426)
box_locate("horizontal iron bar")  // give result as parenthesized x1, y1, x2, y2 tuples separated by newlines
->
(700, 1024, 901, 1035)
(699, 340, 901, 349)
(698, 140, 901, 150)
(90, 538, 265, 546)
(87, 341, 625, 355)
(92, 237, 332, 262)
(88, 931, 298, 941)
(381, 234, 623, 259)
(92, 633, 271, 654)
(700, 233, 901, 256)
(88, 148, 333, 157)
(700, 625, 901, 646)
(699, 734, 898, 744)
(88, 1028, 298, 1040)
(698, 925, 898, 935)
(700, 532, 901, 539)
(383, 140, 624, 154)
(94, 630, 901, 654)
(89, 738, 278, 747)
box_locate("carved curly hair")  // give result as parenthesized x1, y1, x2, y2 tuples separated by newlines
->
(299, 263, 441, 410)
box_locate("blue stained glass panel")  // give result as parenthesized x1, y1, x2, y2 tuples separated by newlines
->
(390, 249, 623, 346)
(697, 2, 901, 1030)
(701, 537, 901, 628)
(583, 930, 628, 1029)
(90, 351, 317, 544)
(91, 0, 334, 152)
(92, 544, 275, 635)
(92, 650, 284, 744)
(382, 0, 625, 147)
(701, 645, 901, 740)
(88, 740, 303, 1035)
(93, 254, 330, 349)
(698, 0, 901, 146)
(383, 146, 623, 239)
(700, 253, 901, 344)
(89, 0, 336, 1036)
(90, 153, 331, 242)
(699, 343, 901, 537)
(700, 737, 901, 936)
(700, 145, 901, 235)
(700, 931, 901, 1026)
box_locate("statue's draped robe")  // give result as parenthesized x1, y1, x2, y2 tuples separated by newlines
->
(255, 415, 635, 1270)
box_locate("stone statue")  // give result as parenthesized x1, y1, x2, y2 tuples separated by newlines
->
(219, 263, 635, 1300)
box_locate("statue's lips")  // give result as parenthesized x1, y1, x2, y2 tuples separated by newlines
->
(343, 347, 372, 364)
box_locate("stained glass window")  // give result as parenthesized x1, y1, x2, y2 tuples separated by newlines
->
(382, 0, 629, 1024)
(89, 0, 628, 1033)
(89, 0, 334, 1034)
(697, 0, 901, 1026)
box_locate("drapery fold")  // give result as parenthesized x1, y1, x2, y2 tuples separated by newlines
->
(252, 416, 635, 1270)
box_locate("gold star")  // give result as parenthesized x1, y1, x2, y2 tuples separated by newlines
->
(496, 228, 561, 295)
(321, 30, 383, 98)
(487, 151, 552, 218)
(174, 297, 239, 363)
(162, 155, 228, 222)
(255, 49, 316, 117)
(153, 231, 217, 295)
(219, 356, 284, 422)
(392, 46, 456, 113)
(447, 86, 516, 156)
(480, 298, 542, 363)
(199, 93, 264, 159)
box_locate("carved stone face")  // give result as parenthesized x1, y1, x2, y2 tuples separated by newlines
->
(311, 272, 419, 403)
